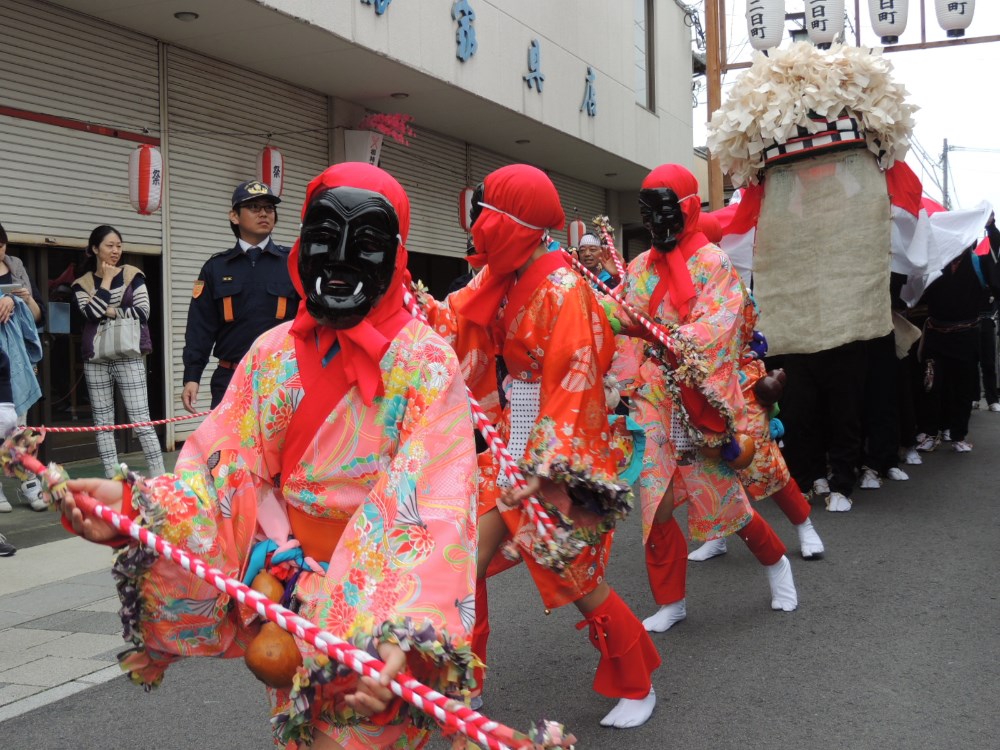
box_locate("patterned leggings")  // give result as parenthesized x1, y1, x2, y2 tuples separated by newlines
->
(83, 357, 165, 479)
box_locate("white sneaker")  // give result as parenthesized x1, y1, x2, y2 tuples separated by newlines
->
(990, 403, 1000, 413)
(19, 479, 46, 512)
(826, 492, 852, 512)
(812, 478, 830, 496)
(942, 429, 951, 442)
(972, 400, 981, 410)
(0, 486, 11, 513)
(952, 440, 973, 453)
(915, 434, 939, 452)
(886, 467, 909, 481)
(859, 467, 881, 490)
(901, 447, 922, 465)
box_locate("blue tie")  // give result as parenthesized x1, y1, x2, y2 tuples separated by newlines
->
(247, 246, 262, 264)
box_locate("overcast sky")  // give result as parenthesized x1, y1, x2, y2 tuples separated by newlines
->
(694, 1, 999, 214)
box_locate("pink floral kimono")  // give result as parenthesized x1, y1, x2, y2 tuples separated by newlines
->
(112, 319, 478, 749)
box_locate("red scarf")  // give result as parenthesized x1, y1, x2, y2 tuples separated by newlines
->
(454, 164, 565, 327)
(643, 164, 706, 320)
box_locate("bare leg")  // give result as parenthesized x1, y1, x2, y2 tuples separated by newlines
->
(476, 508, 507, 581)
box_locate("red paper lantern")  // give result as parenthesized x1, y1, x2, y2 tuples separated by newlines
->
(128, 145, 162, 215)
(459, 186, 477, 232)
(567, 218, 586, 248)
(258, 146, 284, 197)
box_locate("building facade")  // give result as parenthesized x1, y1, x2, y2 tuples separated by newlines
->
(0, 0, 695, 456)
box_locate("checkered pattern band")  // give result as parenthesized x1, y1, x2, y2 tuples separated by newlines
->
(763, 115, 865, 165)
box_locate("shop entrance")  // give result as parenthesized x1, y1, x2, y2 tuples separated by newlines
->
(10, 244, 165, 465)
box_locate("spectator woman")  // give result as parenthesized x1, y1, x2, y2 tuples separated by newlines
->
(72, 225, 164, 478)
(0, 222, 44, 325)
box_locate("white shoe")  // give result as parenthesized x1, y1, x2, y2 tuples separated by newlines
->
(952, 440, 973, 453)
(942, 429, 951, 442)
(599, 688, 656, 728)
(688, 537, 727, 561)
(642, 600, 686, 632)
(886, 467, 909, 481)
(826, 492, 852, 512)
(765, 555, 798, 611)
(901, 448, 922, 465)
(972, 400, 981, 410)
(859, 467, 881, 490)
(19, 479, 46, 512)
(812, 477, 830, 495)
(915, 434, 939, 452)
(0, 487, 11, 513)
(990, 403, 1000, 413)
(796, 518, 825, 560)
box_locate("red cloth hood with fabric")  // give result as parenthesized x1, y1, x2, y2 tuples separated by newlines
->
(455, 164, 565, 327)
(642, 164, 707, 320)
(287, 162, 412, 406)
(698, 212, 724, 244)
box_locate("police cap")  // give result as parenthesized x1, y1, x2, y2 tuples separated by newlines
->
(231, 180, 281, 209)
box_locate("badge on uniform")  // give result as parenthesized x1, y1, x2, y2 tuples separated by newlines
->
(192, 280, 205, 299)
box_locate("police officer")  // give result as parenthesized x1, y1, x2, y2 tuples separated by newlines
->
(181, 180, 299, 411)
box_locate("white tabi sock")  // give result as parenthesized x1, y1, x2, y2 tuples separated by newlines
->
(687, 537, 727, 561)
(766, 555, 798, 612)
(796, 518, 825, 560)
(599, 687, 656, 728)
(641, 599, 686, 632)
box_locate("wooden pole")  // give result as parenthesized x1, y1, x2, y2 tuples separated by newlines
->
(705, 0, 724, 210)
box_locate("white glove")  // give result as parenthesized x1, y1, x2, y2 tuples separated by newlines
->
(0, 403, 17, 438)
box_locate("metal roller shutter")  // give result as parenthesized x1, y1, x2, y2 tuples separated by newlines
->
(0, 0, 161, 246)
(164, 46, 329, 439)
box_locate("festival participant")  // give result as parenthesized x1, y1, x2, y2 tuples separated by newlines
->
(57, 163, 480, 750)
(686, 215, 824, 562)
(613, 164, 798, 634)
(419, 164, 660, 729)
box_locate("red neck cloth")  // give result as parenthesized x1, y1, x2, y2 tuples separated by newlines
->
(287, 163, 412, 407)
(643, 164, 706, 320)
(454, 164, 565, 327)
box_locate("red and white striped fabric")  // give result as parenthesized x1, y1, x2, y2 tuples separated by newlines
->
(128, 145, 162, 215)
(459, 186, 475, 232)
(567, 218, 586, 248)
(257, 146, 284, 197)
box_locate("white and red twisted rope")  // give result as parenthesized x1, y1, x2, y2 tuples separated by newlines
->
(27, 411, 210, 434)
(401, 287, 583, 572)
(5, 444, 541, 750)
(592, 216, 627, 283)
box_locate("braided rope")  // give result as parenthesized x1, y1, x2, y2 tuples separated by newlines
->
(1, 441, 566, 750)
(27, 412, 210, 433)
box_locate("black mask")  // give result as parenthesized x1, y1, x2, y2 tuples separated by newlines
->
(469, 182, 485, 229)
(639, 187, 685, 252)
(298, 187, 399, 330)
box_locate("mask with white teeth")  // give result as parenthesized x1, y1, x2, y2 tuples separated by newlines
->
(298, 187, 400, 330)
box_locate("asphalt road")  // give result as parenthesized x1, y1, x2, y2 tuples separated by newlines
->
(2, 413, 998, 749)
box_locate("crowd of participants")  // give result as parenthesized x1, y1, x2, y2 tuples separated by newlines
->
(1, 162, 995, 750)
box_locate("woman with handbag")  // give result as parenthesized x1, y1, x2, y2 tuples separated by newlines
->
(72, 225, 165, 478)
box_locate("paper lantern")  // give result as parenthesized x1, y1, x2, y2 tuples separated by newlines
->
(128, 145, 162, 215)
(745, 0, 785, 52)
(344, 129, 384, 165)
(567, 219, 586, 248)
(458, 187, 475, 232)
(935, 0, 975, 38)
(869, 0, 908, 44)
(257, 146, 284, 197)
(806, 0, 844, 48)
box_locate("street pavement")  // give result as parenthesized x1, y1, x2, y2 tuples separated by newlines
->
(0, 414, 998, 749)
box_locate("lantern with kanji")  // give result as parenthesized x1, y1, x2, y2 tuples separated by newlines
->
(128, 144, 162, 215)
(935, 0, 975, 38)
(459, 186, 475, 232)
(869, 0, 908, 44)
(806, 0, 844, 48)
(567, 218, 586, 248)
(257, 145, 284, 197)
(745, 0, 785, 52)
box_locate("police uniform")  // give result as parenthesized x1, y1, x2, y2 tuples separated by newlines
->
(182, 181, 299, 407)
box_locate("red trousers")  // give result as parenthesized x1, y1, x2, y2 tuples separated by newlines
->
(771, 478, 811, 526)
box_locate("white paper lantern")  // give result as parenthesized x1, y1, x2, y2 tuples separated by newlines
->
(128, 144, 162, 215)
(459, 187, 475, 232)
(935, 0, 975, 38)
(344, 129, 384, 165)
(869, 0, 908, 44)
(746, 0, 785, 51)
(806, 0, 844, 48)
(567, 219, 586, 248)
(257, 146, 284, 197)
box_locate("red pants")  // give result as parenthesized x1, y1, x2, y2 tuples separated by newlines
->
(771, 478, 811, 526)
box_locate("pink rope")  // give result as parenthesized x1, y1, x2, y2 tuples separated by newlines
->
(27, 412, 210, 433)
(5, 445, 543, 750)
(402, 287, 584, 572)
